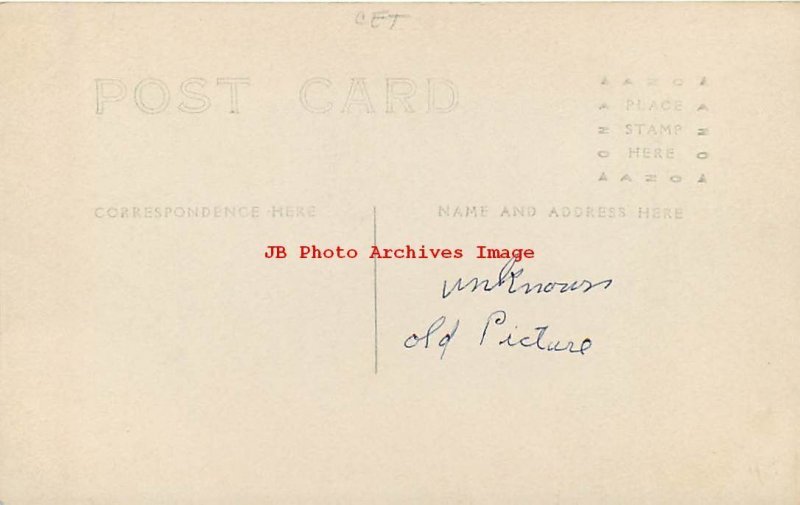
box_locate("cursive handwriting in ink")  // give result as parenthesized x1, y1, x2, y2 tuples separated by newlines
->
(480, 310, 592, 355)
(406, 311, 592, 359)
(404, 315, 459, 360)
(442, 258, 613, 300)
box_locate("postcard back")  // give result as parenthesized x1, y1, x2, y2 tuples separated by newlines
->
(1, 3, 799, 504)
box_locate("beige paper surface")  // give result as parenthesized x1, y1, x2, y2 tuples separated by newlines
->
(1, 3, 799, 503)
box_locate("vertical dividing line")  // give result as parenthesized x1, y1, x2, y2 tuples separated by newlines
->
(373, 206, 378, 375)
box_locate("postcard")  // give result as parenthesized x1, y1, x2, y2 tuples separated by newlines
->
(1, 3, 798, 503)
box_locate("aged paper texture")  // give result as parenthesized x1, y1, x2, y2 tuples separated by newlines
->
(1, 3, 799, 504)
